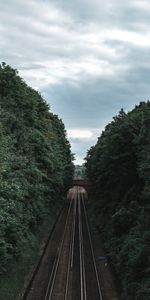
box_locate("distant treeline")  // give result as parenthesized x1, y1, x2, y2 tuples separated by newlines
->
(85, 102, 150, 299)
(0, 63, 74, 274)
(74, 165, 86, 179)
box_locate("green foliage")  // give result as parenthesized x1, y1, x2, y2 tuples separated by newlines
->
(0, 63, 74, 275)
(74, 165, 86, 179)
(85, 102, 150, 299)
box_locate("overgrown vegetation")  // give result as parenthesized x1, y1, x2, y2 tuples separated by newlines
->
(0, 63, 74, 278)
(85, 102, 150, 299)
(74, 165, 86, 179)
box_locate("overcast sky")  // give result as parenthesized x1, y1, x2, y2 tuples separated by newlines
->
(1, 0, 150, 164)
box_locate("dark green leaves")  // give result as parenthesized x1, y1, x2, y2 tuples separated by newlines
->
(0, 63, 74, 274)
(85, 101, 150, 299)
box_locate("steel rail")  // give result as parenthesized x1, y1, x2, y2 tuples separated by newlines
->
(80, 197, 87, 300)
(65, 195, 77, 300)
(22, 204, 67, 300)
(44, 198, 73, 300)
(80, 200, 87, 300)
(78, 190, 87, 300)
(70, 193, 77, 269)
(81, 193, 103, 300)
(78, 195, 84, 300)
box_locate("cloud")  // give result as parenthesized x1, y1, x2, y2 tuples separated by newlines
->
(67, 128, 102, 163)
(68, 129, 94, 139)
(67, 128, 102, 141)
(1, 0, 150, 163)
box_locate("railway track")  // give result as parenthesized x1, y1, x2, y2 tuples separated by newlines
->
(24, 186, 103, 300)
(80, 192, 103, 300)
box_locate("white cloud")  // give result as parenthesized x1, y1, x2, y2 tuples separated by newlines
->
(1, 0, 150, 163)
(133, 0, 150, 11)
(67, 128, 102, 140)
(104, 28, 150, 47)
(68, 129, 93, 139)
(68, 128, 103, 164)
(0, 0, 132, 89)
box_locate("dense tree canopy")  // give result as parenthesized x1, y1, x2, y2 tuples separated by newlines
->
(85, 102, 150, 299)
(0, 63, 74, 274)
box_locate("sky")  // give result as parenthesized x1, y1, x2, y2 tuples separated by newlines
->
(1, 0, 150, 164)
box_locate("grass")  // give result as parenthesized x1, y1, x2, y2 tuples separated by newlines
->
(0, 208, 61, 300)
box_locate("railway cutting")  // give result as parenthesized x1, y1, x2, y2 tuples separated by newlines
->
(23, 186, 119, 300)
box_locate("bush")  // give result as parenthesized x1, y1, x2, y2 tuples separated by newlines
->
(0, 63, 74, 274)
(85, 102, 150, 299)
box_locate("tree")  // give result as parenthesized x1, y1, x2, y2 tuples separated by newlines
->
(85, 102, 150, 299)
(0, 63, 74, 274)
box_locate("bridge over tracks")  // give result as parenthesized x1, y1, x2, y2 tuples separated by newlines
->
(71, 179, 92, 187)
